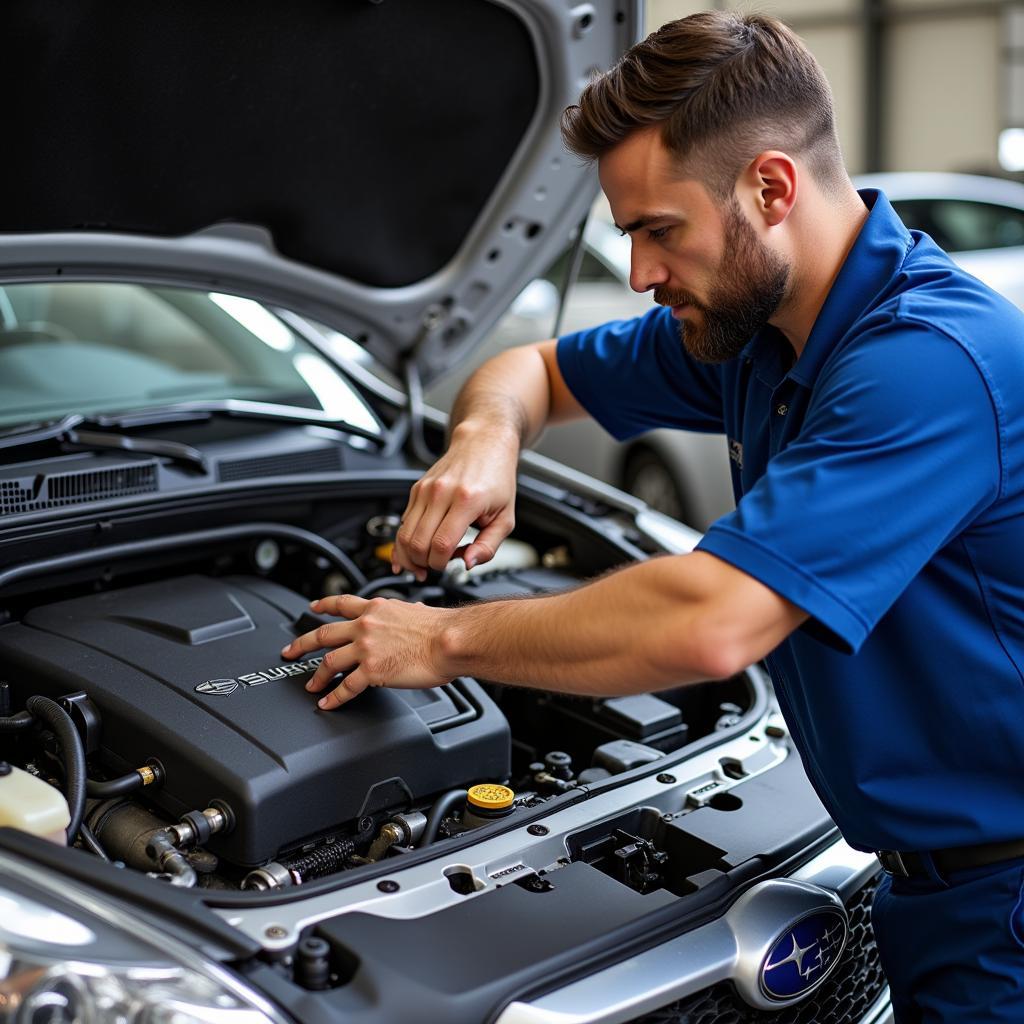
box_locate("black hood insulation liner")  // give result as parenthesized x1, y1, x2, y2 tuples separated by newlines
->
(1, 0, 539, 288)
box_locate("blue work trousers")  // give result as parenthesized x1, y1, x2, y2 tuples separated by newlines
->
(871, 858, 1024, 1022)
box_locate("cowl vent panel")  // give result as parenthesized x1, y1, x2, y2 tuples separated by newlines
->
(217, 447, 342, 482)
(0, 461, 158, 516)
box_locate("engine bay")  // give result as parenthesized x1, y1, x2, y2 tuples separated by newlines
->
(0, 486, 752, 893)
(0, 573, 511, 867)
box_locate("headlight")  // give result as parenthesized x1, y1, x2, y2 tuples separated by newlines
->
(0, 853, 288, 1024)
(2, 960, 273, 1024)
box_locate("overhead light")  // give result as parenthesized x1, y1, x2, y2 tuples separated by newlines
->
(998, 128, 1024, 172)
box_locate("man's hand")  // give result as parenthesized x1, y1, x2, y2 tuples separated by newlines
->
(391, 421, 520, 580)
(281, 595, 453, 710)
(391, 340, 582, 580)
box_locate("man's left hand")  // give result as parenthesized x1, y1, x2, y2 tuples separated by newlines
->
(281, 595, 453, 710)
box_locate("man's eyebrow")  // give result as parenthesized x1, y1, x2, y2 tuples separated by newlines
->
(614, 213, 676, 234)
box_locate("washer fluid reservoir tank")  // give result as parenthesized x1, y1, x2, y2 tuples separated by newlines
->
(0, 763, 69, 843)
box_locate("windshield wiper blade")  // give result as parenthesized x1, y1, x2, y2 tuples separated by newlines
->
(89, 399, 384, 445)
(62, 428, 208, 474)
(0, 414, 83, 451)
(0, 400, 384, 467)
(0, 415, 208, 474)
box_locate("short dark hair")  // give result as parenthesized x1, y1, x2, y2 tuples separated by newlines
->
(560, 11, 845, 198)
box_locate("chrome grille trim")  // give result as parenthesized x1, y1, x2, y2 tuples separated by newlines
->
(494, 841, 883, 1024)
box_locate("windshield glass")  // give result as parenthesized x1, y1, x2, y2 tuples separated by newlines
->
(0, 282, 380, 432)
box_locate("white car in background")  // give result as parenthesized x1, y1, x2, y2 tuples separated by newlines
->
(860, 172, 1024, 310)
(429, 173, 1024, 527)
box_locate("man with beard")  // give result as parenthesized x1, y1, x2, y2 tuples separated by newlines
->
(283, 12, 1024, 1019)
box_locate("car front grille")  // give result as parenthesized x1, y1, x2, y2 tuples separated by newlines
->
(628, 875, 886, 1024)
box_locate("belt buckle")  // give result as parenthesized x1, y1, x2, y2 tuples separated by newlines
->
(877, 849, 909, 878)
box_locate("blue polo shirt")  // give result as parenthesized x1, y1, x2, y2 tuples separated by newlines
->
(557, 190, 1024, 854)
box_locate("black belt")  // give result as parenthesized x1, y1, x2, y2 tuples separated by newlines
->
(876, 838, 1024, 880)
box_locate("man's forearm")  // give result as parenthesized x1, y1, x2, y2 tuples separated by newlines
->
(449, 345, 553, 449)
(286, 553, 805, 709)
(438, 554, 754, 694)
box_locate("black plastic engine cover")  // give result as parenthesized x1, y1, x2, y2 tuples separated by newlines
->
(0, 575, 510, 865)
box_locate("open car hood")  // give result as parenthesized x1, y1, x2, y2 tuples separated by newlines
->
(0, 0, 640, 386)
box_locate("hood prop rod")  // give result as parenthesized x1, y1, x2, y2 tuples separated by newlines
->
(403, 302, 448, 466)
(553, 212, 591, 340)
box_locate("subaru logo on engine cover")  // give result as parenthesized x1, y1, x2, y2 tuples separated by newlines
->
(195, 678, 239, 696)
(761, 909, 848, 1000)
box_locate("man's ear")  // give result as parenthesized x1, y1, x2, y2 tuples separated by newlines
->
(738, 151, 797, 227)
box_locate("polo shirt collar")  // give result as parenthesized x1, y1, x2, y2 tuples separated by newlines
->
(789, 189, 913, 386)
(740, 189, 914, 388)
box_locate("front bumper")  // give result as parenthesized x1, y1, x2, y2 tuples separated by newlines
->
(496, 839, 889, 1024)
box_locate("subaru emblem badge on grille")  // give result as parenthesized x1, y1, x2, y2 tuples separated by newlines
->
(195, 678, 239, 696)
(727, 878, 849, 1010)
(760, 909, 848, 999)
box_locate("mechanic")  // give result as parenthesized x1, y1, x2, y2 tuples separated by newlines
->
(283, 12, 1024, 1020)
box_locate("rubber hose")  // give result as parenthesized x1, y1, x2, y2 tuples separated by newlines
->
(422, 788, 466, 846)
(0, 711, 36, 731)
(25, 696, 86, 844)
(356, 573, 417, 598)
(86, 771, 145, 798)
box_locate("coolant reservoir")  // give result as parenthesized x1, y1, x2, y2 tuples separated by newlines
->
(448, 536, 540, 580)
(0, 763, 69, 844)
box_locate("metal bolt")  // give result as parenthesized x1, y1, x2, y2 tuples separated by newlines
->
(656, 773, 677, 784)
(254, 539, 280, 571)
(366, 514, 402, 539)
(527, 824, 549, 837)
(264, 925, 288, 940)
(377, 879, 400, 893)
(521, 874, 552, 892)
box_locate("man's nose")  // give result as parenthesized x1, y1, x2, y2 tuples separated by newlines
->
(629, 244, 669, 294)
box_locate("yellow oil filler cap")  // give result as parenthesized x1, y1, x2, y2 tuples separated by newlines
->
(463, 784, 516, 830)
(467, 783, 515, 810)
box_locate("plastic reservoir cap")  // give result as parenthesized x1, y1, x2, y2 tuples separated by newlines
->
(374, 542, 395, 563)
(467, 783, 515, 810)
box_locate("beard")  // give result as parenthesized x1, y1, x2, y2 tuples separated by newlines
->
(654, 199, 790, 364)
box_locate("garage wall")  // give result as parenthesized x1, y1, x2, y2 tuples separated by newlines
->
(643, 0, 1020, 175)
(884, 11, 1000, 171)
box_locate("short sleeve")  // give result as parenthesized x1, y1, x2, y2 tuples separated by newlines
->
(697, 322, 1002, 653)
(556, 306, 725, 441)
